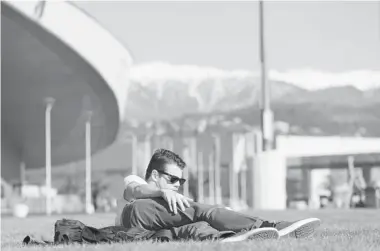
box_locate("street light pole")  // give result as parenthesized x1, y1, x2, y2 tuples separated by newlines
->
(259, 0, 274, 151)
(44, 97, 54, 216)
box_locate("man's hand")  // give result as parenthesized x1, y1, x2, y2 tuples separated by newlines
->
(160, 189, 192, 215)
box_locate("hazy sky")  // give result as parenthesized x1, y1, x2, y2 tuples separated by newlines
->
(75, 1, 380, 89)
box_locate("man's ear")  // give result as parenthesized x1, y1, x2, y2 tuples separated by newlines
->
(151, 170, 159, 181)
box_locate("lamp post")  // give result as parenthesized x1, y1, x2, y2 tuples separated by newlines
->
(259, 0, 274, 151)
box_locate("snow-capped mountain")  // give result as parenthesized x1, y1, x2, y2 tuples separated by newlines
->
(124, 62, 380, 121)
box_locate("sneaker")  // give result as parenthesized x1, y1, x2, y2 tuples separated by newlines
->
(221, 227, 280, 243)
(271, 218, 321, 238)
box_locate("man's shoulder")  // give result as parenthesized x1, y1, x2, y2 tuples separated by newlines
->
(124, 174, 147, 187)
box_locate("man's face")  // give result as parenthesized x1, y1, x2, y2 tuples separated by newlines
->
(156, 163, 184, 191)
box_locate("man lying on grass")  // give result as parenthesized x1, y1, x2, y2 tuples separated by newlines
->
(115, 148, 321, 242)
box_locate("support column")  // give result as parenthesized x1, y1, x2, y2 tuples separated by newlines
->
(301, 167, 311, 206)
(197, 152, 204, 203)
(182, 139, 189, 197)
(212, 134, 222, 205)
(85, 111, 93, 214)
(230, 134, 239, 208)
(130, 133, 138, 175)
(44, 97, 54, 216)
(208, 152, 215, 205)
(252, 151, 287, 209)
(182, 137, 197, 198)
(362, 166, 372, 185)
(240, 169, 247, 206)
(20, 161, 26, 187)
(144, 134, 153, 173)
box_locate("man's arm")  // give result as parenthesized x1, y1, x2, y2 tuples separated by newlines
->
(123, 175, 191, 214)
(123, 182, 163, 201)
(122, 175, 161, 201)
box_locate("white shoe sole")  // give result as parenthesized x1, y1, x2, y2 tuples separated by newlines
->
(278, 218, 321, 238)
(221, 228, 280, 243)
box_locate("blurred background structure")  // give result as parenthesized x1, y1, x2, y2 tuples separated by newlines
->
(1, 0, 132, 215)
(1, 1, 380, 217)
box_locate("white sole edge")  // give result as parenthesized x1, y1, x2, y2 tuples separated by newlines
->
(278, 218, 321, 238)
(221, 228, 280, 243)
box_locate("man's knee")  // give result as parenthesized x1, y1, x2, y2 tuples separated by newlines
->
(122, 198, 165, 229)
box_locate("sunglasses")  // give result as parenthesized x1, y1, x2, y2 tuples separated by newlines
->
(156, 170, 186, 186)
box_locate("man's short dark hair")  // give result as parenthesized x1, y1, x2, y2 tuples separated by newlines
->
(145, 149, 186, 180)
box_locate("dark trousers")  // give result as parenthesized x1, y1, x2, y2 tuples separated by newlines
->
(122, 198, 266, 235)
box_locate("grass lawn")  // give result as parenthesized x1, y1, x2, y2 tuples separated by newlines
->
(2, 209, 380, 251)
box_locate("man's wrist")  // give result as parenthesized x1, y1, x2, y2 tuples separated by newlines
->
(158, 188, 164, 197)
